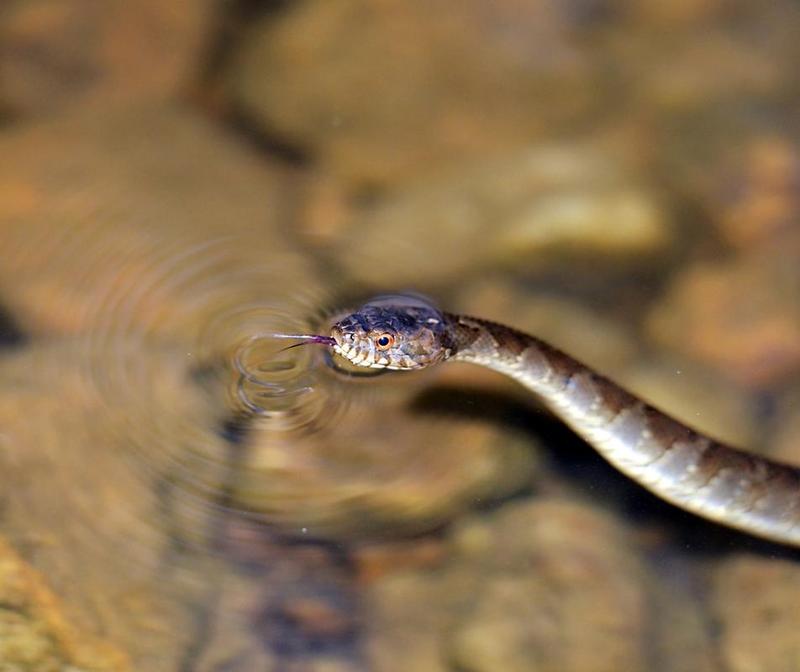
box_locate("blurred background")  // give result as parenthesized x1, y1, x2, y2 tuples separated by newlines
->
(0, 1, 799, 670)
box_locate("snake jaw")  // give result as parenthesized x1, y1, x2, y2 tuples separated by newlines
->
(331, 330, 368, 367)
(332, 334, 390, 369)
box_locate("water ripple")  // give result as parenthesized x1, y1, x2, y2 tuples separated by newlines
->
(0, 226, 372, 570)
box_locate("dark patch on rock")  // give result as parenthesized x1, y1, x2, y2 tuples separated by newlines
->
(0, 304, 26, 348)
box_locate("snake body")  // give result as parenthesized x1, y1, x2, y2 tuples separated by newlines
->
(327, 295, 800, 547)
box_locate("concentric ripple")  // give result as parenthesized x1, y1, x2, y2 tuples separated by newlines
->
(227, 320, 361, 439)
(0, 222, 372, 570)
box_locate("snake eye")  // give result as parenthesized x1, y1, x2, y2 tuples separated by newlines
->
(375, 333, 395, 350)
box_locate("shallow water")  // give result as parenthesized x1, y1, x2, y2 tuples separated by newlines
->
(1, 2, 800, 671)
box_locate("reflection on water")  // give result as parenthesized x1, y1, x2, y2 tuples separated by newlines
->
(1, 1, 800, 670)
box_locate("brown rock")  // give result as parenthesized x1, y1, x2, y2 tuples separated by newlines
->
(234, 392, 537, 537)
(229, 0, 600, 185)
(448, 500, 649, 672)
(363, 559, 479, 672)
(646, 255, 800, 389)
(647, 575, 721, 672)
(708, 135, 800, 250)
(0, 536, 128, 671)
(0, 0, 215, 116)
(0, 342, 226, 669)
(365, 499, 656, 672)
(0, 105, 316, 348)
(597, 3, 800, 215)
(619, 30, 783, 115)
(603, 0, 800, 129)
(332, 145, 671, 287)
(711, 554, 800, 672)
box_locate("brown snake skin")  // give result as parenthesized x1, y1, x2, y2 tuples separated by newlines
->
(447, 313, 800, 547)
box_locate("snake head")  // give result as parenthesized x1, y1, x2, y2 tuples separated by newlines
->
(330, 294, 453, 370)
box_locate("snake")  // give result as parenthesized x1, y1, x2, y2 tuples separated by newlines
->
(271, 293, 800, 548)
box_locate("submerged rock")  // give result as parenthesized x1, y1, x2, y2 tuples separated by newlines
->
(364, 499, 655, 672)
(229, 0, 600, 185)
(0, 0, 215, 117)
(0, 105, 316, 348)
(646, 255, 800, 389)
(703, 135, 800, 250)
(711, 554, 800, 672)
(447, 500, 650, 672)
(0, 536, 128, 671)
(236, 391, 538, 537)
(0, 342, 225, 670)
(333, 145, 671, 287)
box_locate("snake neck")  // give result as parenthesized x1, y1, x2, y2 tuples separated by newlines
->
(445, 313, 554, 372)
(443, 312, 800, 548)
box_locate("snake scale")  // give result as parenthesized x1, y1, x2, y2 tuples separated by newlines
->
(285, 294, 800, 548)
